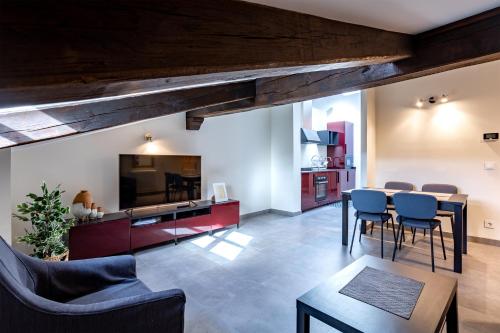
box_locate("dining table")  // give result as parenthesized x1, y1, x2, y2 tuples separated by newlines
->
(341, 188, 468, 273)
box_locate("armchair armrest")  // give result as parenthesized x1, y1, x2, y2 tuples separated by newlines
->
(45, 255, 136, 302)
(7, 287, 186, 333)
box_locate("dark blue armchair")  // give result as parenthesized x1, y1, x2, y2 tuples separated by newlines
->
(0, 236, 185, 333)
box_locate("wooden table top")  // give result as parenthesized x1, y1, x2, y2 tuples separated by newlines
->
(342, 188, 468, 206)
(297, 255, 457, 333)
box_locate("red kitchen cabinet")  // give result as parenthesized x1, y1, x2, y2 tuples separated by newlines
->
(175, 213, 212, 239)
(301, 173, 316, 211)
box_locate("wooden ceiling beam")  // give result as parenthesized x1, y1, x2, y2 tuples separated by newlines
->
(0, 81, 254, 148)
(186, 7, 500, 127)
(0, 0, 412, 108)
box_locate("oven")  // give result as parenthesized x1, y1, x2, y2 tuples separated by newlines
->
(314, 175, 328, 202)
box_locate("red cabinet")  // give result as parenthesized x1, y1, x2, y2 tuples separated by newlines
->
(131, 220, 176, 250)
(211, 201, 240, 229)
(301, 173, 316, 211)
(69, 214, 130, 260)
(327, 121, 353, 169)
(175, 214, 211, 239)
(69, 200, 240, 259)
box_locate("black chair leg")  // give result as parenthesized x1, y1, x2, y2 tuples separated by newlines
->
(391, 217, 396, 242)
(430, 226, 435, 272)
(450, 215, 455, 240)
(381, 222, 384, 259)
(439, 224, 446, 260)
(392, 222, 402, 261)
(349, 218, 359, 254)
(412, 228, 417, 244)
(402, 226, 406, 242)
(359, 221, 364, 242)
(399, 224, 404, 250)
(424, 229, 426, 237)
(370, 221, 374, 235)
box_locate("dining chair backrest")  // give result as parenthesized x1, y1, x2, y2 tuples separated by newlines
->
(384, 181, 414, 191)
(421, 183, 458, 194)
(351, 189, 387, 214)
(393, 193, 437, 220)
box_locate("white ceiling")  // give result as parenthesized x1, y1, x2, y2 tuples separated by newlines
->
(245, 0, 500, 34)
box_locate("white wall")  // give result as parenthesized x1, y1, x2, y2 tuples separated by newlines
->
(11, 108, 273, 247)
(0, 149, 11, 244)
(374, 60, 500, 240)
(270, 104, 301, 213)
(363, 89, 377, 187)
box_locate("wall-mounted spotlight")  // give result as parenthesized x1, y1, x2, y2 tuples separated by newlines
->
(415, 94, 449, 108)
(144, 133, 153, 142)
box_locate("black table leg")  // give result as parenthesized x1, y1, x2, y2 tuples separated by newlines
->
(446, 291, 459, 333)
(463, 203, 468, 254)
(297, 306, 310, 333)
(453, 204, 463, 273)
(342, 193, 349, 246)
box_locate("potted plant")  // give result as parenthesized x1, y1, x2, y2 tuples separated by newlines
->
(14, 182, 75, 260)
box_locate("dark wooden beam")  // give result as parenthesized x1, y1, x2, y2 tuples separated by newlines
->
(186, 7, 500, 125)
(0, 81, 254, 148)
(0, 0, 412, 107)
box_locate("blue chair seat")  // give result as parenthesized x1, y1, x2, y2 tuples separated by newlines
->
(356, 212, 392, 222)
(396, 216, 441, 229)
(67, 280, 151, 305)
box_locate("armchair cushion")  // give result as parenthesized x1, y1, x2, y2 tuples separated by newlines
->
(43, 255, 137, 303)
(67, 279, 151, 305)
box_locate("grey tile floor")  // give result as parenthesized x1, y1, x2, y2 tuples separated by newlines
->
(136, 205, 500, 333)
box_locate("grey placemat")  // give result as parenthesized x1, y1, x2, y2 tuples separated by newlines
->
(339, 266, 425, 319)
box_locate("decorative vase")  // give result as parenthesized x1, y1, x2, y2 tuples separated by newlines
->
(71, 202, 87, 220)
(96, 207, 104, 219)
(89, 203, 97, 219)
(73, 190, 93, 208)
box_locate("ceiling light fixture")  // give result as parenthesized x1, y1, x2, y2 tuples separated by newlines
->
(144, 133, 153, 142)
(415, 99, 424, 108)
(440, 94, 449, 103)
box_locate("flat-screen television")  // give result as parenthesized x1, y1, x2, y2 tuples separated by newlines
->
(119, 154, 201, 210)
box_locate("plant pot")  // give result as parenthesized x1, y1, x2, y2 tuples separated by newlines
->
(73, 190, 93, 208)
(44, 251, 69, 261)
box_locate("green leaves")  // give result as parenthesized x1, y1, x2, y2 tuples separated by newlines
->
(14, 182, 75, 259)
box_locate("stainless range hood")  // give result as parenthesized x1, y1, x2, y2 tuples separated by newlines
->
(300, 128, 322, 144)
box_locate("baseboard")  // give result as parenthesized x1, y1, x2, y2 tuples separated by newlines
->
(442, 231, 500, 247)
(240, 209, 271, 220)
(240, 209, 302, 220)
(269, 209, 302, 217)
(370, 223, 500, 247)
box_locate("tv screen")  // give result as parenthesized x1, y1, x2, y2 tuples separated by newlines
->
(119, 154, 201, 210)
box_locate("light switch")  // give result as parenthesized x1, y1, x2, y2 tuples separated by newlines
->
(484, 161, 497, 170)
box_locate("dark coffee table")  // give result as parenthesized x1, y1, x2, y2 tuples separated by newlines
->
(297, 255, 458, 333)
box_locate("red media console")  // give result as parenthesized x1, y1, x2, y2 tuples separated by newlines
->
(69, 200, 240, 260)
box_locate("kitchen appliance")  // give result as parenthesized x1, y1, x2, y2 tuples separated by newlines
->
(314, 175, 328, 202)
(300, 128, 322, 144)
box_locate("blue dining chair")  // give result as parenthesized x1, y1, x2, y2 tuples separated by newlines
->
(421, 183, 458, 241)
(350, 189, 396, 258)
(392, 192, 446, 272)
(376, 181, 415, 239)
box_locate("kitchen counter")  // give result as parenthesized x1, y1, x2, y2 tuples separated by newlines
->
(301, 168, 355, 174)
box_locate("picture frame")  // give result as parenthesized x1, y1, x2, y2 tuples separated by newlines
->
(212, 183, 228, 203)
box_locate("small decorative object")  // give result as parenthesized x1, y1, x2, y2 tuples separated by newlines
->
(89, 203, 98, 219)
(212, 183, 228, 203)
(72, 190, 93, 221)
(96, 207, 104, 219)
(13, 182, 74, 260)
